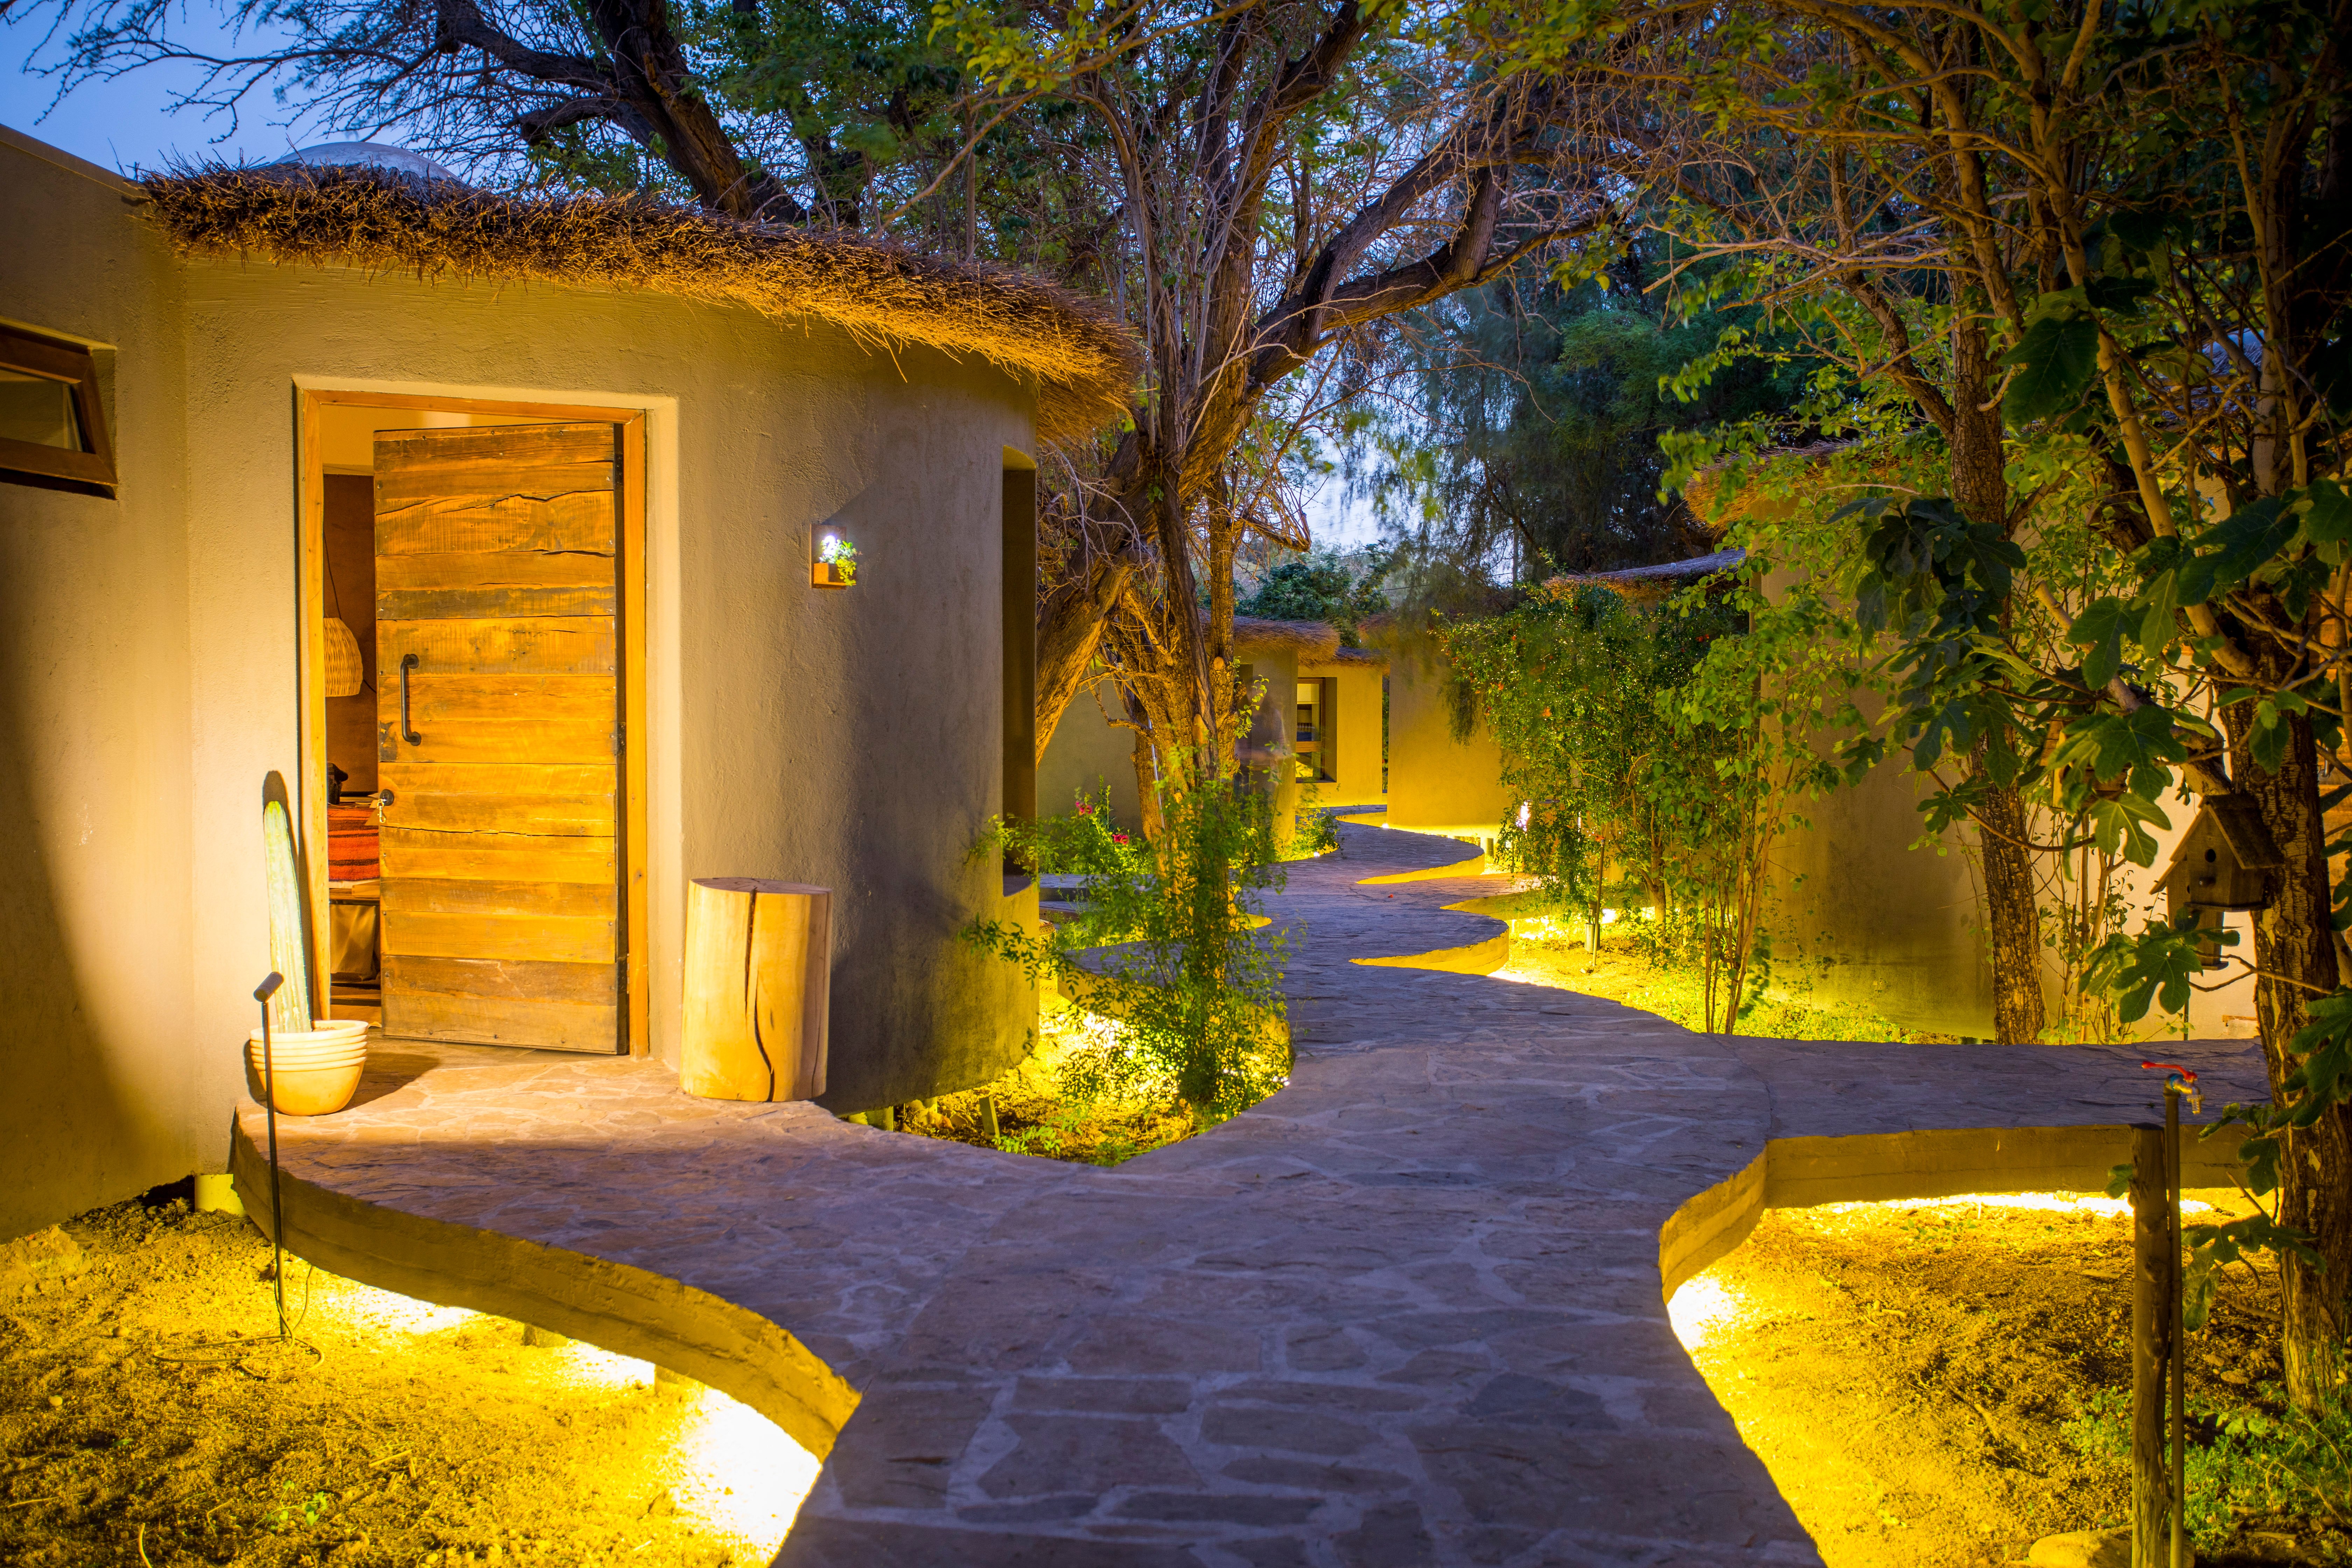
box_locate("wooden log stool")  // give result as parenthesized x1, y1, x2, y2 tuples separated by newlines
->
(681, 878, 831, 1101)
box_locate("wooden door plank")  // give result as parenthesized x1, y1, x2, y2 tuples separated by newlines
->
(383, 992, 618, 1051)
(385, 791, 616, 837)
(378, 552, 616, 592)
(380, 762, 617, 799)
(375, 492, 617, 555)
(380, 718, 617, 766)
(378, 585, 617, 621)
(376, 422, 617, 468)
(380, 877, 617, 919)
(384, 953, 617, 1004)
(374, 455, 614, 500)
(378, 617, 615, 674)
(379, 829, 615, 883)
(381, 913, 617, 964)
(401, 674, 616, 720)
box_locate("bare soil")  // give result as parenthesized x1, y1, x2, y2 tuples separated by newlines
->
(1682, 1198, 2350, 1567)
(1, 1191, 808, 1567)
(1499, 925, 1955, 1042)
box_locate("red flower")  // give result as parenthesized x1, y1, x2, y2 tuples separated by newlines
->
(1111, 833, 1130, 845)
(1075, 803, 1093, 814)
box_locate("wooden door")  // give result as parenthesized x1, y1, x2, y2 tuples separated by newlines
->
(373, 422, 624, 1051)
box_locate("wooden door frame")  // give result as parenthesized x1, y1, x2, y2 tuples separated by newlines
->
(296, 388, 652, 1057)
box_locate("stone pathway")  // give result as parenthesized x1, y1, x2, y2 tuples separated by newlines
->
(234, 821, 2270, 1567)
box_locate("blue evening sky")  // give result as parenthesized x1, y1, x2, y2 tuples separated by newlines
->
(4, 8, 335, 173)
(1, 7, 1382, 549)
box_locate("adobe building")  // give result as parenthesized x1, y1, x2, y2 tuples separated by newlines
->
(0, 128, 1136, 1238)
(1358, 617, 1514, 848)
(1037, 618, 1388, 838)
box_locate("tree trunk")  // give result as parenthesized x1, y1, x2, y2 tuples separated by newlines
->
(1976, 778, 2047, 1044)
(1035, 551, 1138, 761)
(2224, 706, 2352, 1410)
(1950, 306, 2046, 1045)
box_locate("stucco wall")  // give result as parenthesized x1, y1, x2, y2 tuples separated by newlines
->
(0, 132, 197, 1241)
(1298, 660, 1385, 810)
(1039, 676, 1143, 832)
(1767, 763, 1999, 1036)
(0, 130, 1043, 1236)
(1772, 765, 2259, 1041)
(1239, 649, 1300, 847)
(1371, 632, 1513, 835)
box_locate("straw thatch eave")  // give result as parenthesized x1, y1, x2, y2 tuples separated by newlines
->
(139, 165, 1140, 442)
(1301, 643, 1387, 672)
(1546, 547, 1749, 604)
(1231, 617, 1341, 662)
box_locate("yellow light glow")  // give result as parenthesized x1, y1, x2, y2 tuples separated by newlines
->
(669, 1384, 824, 1555)
(545, 1340, 658, 1390)
(283, 1269, 821, 1556)
(1815, 1191, 2214, 1219)
(1668, 1274, 1742, 1353)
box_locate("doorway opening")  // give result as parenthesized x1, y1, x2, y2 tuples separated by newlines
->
(299, 392, 649, 1055)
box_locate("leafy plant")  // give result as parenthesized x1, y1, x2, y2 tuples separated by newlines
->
(963, 783, 1290, 1124)
(2064, 1383, 2352, 1550)
(1438, 564, 1850, 1032)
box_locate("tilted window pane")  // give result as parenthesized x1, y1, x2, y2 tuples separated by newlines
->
(0, 368, 80, 450)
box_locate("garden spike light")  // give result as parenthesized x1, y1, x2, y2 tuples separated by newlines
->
(2141, 1059, 2199, 1568)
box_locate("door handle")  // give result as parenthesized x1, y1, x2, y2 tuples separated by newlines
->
(399, 653, 422, 746)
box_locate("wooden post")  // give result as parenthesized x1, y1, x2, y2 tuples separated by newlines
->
(2130, 1121, 2177, 1568)
(681, 878, 830, 1102)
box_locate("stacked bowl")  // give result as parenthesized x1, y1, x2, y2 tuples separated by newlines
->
(245, 1019, 372, 1115)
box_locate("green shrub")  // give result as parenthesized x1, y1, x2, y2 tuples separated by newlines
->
(2062, 1382, 2352, 1550)
(964, 781, 1291, 1125)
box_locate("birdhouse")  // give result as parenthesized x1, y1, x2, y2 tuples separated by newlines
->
(2158, 794, 2282, 968)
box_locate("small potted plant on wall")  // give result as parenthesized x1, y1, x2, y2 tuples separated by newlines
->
(813, 527, 858, 589)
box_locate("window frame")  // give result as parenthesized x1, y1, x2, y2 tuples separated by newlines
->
(0, 326, 115, 497)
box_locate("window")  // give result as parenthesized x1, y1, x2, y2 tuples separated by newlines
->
(0, 325, 114, 498)
(1294, 678, 1335, 782)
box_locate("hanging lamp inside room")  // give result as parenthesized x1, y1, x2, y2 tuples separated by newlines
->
(323, 617, 365, 697)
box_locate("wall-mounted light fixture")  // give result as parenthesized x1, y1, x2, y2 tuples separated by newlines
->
(812, 524, 858, 589)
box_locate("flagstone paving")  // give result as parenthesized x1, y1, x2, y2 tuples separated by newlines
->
(233, 820, 2271, 1567)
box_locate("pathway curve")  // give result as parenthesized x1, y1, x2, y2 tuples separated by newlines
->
(233, 820, 2270, 1567)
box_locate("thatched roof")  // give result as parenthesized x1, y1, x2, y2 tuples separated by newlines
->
(1547, 547, 1749, 604)
(1232, 617, 1340, 662)
(1302, 644, 1387, 672)
(1683, 440, 1860, 530)
(139, 164, 1140, 441)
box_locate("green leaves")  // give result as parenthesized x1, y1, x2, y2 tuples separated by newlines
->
(2284, 992, 2352, 1125)
(2066, 595, 2131, 689)
(2001, 310, 2101, 427)
(1845, 495, 2023, 636)
(2183, 1211, 2321, 1330)
(2082, 915, 2231, 1023)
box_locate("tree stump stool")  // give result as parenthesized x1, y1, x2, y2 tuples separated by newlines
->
(681, 878, 830, 1102)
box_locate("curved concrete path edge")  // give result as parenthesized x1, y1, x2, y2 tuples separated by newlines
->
(227, 819, 2272, 1567)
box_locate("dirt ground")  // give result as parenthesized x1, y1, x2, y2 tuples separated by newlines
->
(0, 1190, 814, 1567)
(1679, 1197, 2350, 1567)
(1498, 923, 1954, 1042)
